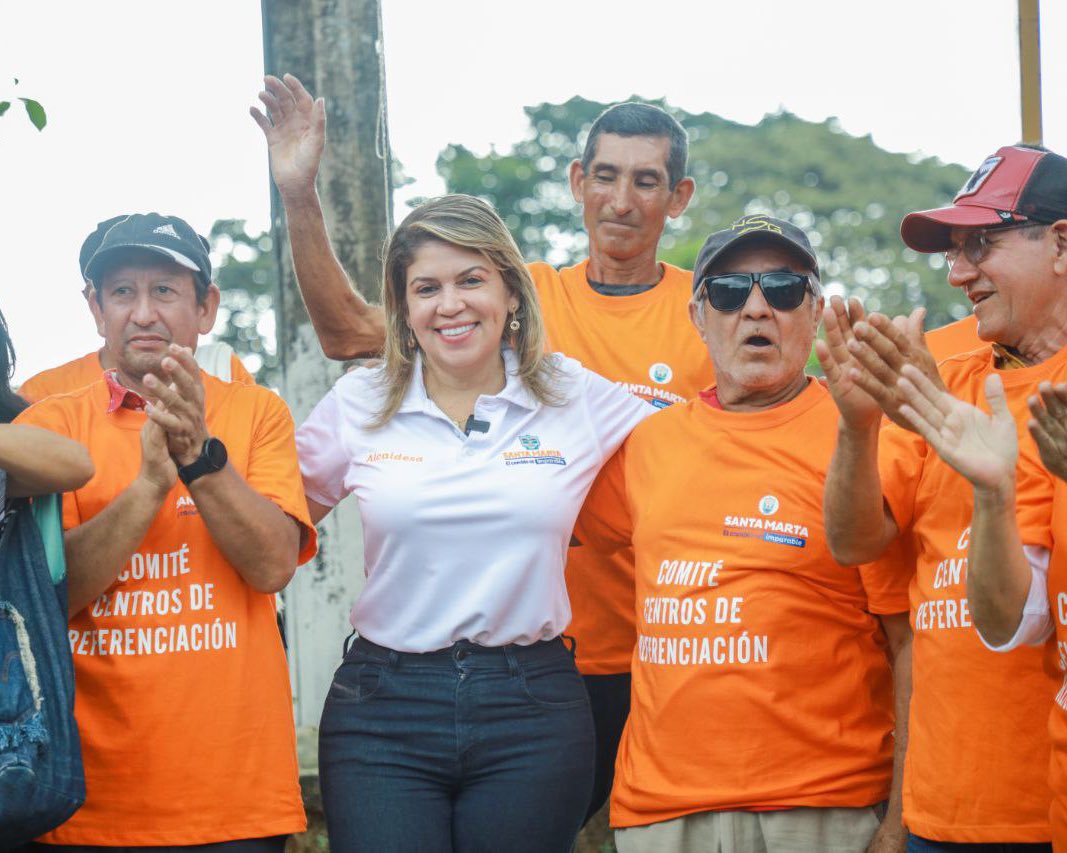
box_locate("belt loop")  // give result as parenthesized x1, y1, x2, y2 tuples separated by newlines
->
(342, 630, 358, 657)
(504, 644, 521, 677)
(388, 648, 400, 669)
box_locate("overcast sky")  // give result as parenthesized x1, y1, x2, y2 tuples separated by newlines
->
(1, 0, 1063, 383)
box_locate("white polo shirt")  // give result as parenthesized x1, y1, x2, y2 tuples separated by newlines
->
(297, 348, 652, 652)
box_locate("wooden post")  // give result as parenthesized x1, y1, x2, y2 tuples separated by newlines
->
(260, 0, 392, 736)
(1018, 0, 1043, 144)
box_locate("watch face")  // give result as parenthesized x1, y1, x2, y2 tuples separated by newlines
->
(205, 437, 228, 470)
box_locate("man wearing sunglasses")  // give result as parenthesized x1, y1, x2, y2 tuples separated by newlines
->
(575, 214, 911, 852)
(821, 144, 1067, 851)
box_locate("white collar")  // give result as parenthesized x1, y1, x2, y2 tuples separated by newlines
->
(397, 347, 538, 415)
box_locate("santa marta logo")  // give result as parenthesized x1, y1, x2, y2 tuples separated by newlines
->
(649, 362, 673, 384)
(758, 495, 779, 516)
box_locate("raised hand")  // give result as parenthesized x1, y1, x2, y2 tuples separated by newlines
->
(1028, 381, 1067, 482)
(815, 296, 882, 429)
(143, 344, 211, 467)
(897, 365, 1017, 494)
(250, 73, 326, 198)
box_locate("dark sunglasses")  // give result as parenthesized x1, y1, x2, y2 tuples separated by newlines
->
(699, 272, 812, 313)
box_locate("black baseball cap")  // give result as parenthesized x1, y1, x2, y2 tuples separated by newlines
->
(692, 214, 819, 291)
(84, 213, 212, 290)
(78, 215, 129, 281)
(901, 145, 1067, 252)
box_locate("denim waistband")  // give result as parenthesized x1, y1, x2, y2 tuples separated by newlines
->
(348, 635, 572, 672)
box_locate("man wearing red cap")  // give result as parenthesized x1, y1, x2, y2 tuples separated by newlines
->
(820, 144, 1067, 850)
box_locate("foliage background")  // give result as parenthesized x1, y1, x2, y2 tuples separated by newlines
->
(213, 99, 974, 376)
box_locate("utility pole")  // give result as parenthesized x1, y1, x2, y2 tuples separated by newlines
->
(1018, 0, 1042, 144)
(260, 0, 392, 738)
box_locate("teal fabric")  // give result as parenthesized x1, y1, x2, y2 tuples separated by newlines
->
(30, 493, 65, 583)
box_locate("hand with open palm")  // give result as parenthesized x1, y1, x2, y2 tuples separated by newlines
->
(896, 365, 1017, 495)
(250, 73, 327, 199)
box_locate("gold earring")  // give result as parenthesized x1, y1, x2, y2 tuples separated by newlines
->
(407, 329, 416, 349)
(508, 311, 520, 333)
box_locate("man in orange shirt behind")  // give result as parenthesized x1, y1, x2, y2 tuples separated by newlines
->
(577, 215, 911, 852)
(18, 213, 317, 850)
(821, 144, 1067, 850)
(252, 73, 714, 821)
(20, 216, 254, 404)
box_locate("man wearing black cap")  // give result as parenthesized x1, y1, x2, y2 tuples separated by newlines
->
(821, 144, 1067, 850)
(575, 214, 910, 852)
(19, 216, 253, 404)
(15, 212, 317, 849)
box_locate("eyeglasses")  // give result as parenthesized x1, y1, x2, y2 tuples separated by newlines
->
(699, 272, 812, 313)
(944, 222, 1045, 267)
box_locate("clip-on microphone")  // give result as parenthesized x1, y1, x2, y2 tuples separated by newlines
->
(464, 415, 490, 436)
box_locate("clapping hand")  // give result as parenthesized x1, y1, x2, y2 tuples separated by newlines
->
(896, 365, 1017, 495)
(143, 345, 210, 468)
(1028, 382, 1067, 483)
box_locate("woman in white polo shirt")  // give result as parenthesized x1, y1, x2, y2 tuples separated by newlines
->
(296, 195, 652, 853)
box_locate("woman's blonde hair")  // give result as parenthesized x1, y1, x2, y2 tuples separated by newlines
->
(372, 194, 561, 426)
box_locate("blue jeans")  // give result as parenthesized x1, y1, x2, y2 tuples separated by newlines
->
(582, 672, 631, 825)
(319, 636, 595, 853)
(905, 832, 1052, 852)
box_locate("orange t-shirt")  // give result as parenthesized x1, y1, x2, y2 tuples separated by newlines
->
(1032, 477, 1067, 848)
(865, 313, 988, 653)
(877, 346, 1067, 843)
(15, 376, 317, 845)
(530, 259, 714, 674)
(19, 348, 255, 403)
(578, 381, 902, 827)
(925, 313, 982, 361)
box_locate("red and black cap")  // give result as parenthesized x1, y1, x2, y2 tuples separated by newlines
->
(901, 145, 1067, 253)
(84, 213, 212, 290)
(692, 214, 819, 291)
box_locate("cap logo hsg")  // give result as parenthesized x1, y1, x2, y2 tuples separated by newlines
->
(152, 224, 180, 238)
(955, 156, 1002, 200)
(731, 214, 782, 236)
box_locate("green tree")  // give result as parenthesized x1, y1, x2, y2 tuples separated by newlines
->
(207, 219, 278, 381)
(0, 78, 46, 130)
(437, 98, 972, 328)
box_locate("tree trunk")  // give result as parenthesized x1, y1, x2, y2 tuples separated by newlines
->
(261, 0, 391, 737)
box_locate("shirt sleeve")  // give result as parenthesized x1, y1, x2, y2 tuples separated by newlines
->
(878, 421, 928, 533)
(1016, 441, 1056, 550)
(13, 399, 83, 530)
(579, 366, 655, 464)
(858, 535, 915, 615)
(979, 545, 1054, 651)
(246, 389, 319, 565)
(295, 385, 353, 510)
(573, 442, 634, 554)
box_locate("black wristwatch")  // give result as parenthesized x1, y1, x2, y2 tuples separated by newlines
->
(177, 437, 228, 486)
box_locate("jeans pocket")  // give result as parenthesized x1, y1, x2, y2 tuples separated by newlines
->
(326, 661, 385, 705)
(519, 661, 588, 710)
